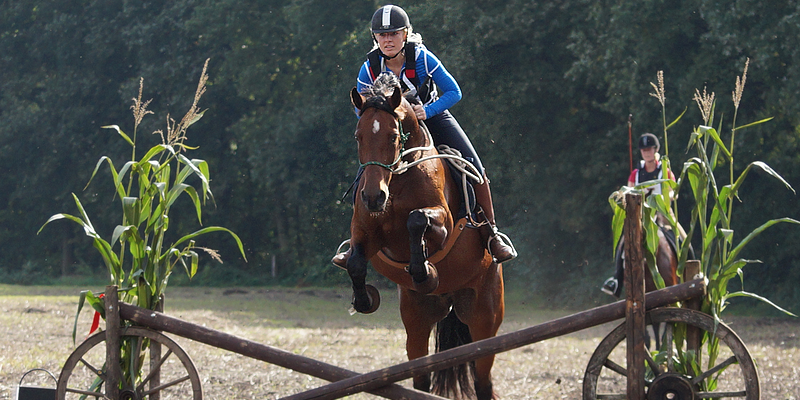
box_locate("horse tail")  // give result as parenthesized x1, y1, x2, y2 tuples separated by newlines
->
(432, 309, 476, 399)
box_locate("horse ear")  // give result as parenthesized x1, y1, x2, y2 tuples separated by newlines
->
(389, 87, 402, 110)
(351, 87, 364, 110)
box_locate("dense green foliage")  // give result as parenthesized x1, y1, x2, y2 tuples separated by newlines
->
(1, 0, 798, 311)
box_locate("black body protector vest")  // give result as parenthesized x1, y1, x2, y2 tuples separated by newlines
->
(367, 42, 436, 105)
(637, 160, 663, 183)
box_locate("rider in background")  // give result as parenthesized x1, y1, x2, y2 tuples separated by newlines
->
(333, 4, 516, 267)
(602, 133, 675, 296)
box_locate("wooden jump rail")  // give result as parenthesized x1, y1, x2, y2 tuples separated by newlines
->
(116, 279, 705, 400)
(102, 193, 702, 399)
(113, 293, 445, 400)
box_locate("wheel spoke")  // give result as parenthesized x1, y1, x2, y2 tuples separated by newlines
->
(65, 387, 105, 397)
(603, 358, 627, 377)
(664, 322, 674, 372)
(137, 349, 175, 392)
(596, 394, 627, 399)
(78, 357, 105, 379)
(643, 343, 662, 378)
(128, 336, 144, 388)
(141, 375, 192, 396)
(691, 355, 738, 385)
(696, 390, 747, 398)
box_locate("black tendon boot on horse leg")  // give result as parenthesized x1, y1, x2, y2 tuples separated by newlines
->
(474, 174, 517, 263)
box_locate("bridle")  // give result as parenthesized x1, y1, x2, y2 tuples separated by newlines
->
(358, 112, 410, 171)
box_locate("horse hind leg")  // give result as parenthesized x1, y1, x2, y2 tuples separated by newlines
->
(406, 209, 440, 294)
(432, 309, 498, 400)
(432, 310, 477, 399)
(399, 289, 451, 393)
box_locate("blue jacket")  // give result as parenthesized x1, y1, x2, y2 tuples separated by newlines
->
(357, 43, 462, 118)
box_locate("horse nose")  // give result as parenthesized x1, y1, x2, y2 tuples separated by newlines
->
(361, 188, 387, 212)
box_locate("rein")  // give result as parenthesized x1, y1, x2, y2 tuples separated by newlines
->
(358, 113, 484, 184)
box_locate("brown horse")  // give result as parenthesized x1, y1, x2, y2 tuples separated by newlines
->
(344, 75, 504, 400)
(614, 212, 690, 348)
(613, 212, 683, 296)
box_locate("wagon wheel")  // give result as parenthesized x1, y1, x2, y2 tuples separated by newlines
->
(583, 308, 759, 400)
(57, 326, 202, 399)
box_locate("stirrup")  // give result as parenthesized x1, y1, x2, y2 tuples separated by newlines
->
(602, 277, 619, 298)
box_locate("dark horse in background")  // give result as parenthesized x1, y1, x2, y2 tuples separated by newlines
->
(344, 74, 504, 400)
(613, 211, 695, 348)
(611, 212, 689, 297)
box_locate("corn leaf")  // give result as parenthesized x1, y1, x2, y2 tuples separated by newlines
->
(170, 226, 247, 261)
(731, 117, 774, 132)
(665, 107, 687, 130)
(102, 125, 134, 147)
(140, 143, 174, 164)
(85, 157, 126, 200)
(725, 291, 797, 317)
(727, 218, 800, 264)
(731, 161, 795, 196)
(700, 126, 732, 160)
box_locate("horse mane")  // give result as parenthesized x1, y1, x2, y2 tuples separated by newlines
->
(360, 73, 412, 118)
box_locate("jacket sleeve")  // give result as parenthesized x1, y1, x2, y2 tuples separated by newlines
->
(356, 60, 373, 94)
(627, 169, 638, 186)
(418, 48, 462, 117)
(354, 61, 373, 116)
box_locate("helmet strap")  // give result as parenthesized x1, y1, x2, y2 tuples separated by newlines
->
(380, 46, 405, 60)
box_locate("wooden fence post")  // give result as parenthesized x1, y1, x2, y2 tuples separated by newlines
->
(683, 260, 703, 354)
(105, 285, 120, 399)
(150, 294, 165, 400)
(623, 193, 645, 400)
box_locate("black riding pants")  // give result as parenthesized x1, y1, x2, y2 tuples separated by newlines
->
(424, 110, 485, 176)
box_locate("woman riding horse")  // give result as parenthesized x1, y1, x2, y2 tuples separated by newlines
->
(603, 133, 679, 297)
(333, 4, 516, 267)
(347, 72, 505, 399)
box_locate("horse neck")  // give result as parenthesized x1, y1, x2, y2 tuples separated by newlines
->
(401, 116, 433, 155)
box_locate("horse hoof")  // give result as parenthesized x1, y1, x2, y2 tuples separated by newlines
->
(412, 262, 439, 294)
(352, 285, 381, 314)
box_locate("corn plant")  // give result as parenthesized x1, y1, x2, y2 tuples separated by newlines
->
(612, 61, 798, 391)
(39, 60, 245, 389)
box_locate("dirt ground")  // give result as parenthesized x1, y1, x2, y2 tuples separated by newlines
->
(1, 284, 798, 399)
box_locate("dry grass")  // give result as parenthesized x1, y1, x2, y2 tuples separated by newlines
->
(1, 284, 798, 399)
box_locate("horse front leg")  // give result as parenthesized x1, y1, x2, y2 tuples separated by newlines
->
(346, 242, 380, 314)
(406, 208, 449, 294)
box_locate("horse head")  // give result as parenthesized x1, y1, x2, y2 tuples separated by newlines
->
(351, 76, 414, 213)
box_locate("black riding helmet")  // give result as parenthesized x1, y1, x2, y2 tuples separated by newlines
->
(638, 133, 660, 151)
(371, 5, 411, 34)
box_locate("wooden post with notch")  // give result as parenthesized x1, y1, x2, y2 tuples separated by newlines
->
(623, 193, 645, 399)
(683, 260, 703, 353)
(105, 285, 121, 399)
(150, 294, 165, 400)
